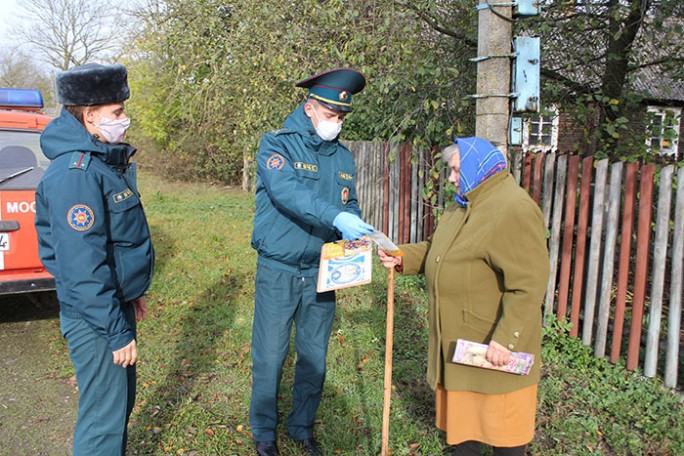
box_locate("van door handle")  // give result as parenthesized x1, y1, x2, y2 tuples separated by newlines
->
(0, 221, 20, 232)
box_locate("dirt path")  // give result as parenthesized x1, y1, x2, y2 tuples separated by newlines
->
(0, 292, 76, 456)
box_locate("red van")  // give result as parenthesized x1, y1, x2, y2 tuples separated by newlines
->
(0, 88, 55, 294)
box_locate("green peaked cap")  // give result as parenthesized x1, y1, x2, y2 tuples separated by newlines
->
(295, 68, 366, 112)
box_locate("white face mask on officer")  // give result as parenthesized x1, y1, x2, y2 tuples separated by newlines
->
(310, 106, 343, 142)
(95, 115, 131, 144)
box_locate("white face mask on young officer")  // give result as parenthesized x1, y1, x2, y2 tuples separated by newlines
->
(95, 116, 131, 144)
(311, 108, 343, 141)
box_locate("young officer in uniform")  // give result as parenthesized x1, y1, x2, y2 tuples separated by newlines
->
(35, 63, 154, 456)
(250, 68, 373, 456)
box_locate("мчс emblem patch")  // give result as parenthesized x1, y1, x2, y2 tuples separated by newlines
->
(67, 204, 95, 231)
(341, 187, 350, 205)
(266, 153, 285, 170)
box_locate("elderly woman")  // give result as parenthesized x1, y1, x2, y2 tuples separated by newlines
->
(378, 137, 549, 455)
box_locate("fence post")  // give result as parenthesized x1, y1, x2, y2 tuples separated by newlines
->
(556, 155, 580, 321)
(665, 167, 684, 388)
(544, 154, 568, 318)
(569, 156, 594, 337)
(582, 158, 608, 345)
(627, 164, 655, 371)
(644, 165, 674, 377)
(611, 163, 638, 363)
(541, 152, 556, 229)
(595, 162, 623, 358)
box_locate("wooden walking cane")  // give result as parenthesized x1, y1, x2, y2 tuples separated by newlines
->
(381, 267, 395, 456)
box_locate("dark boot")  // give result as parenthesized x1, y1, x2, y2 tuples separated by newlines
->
(294, 438, 322, 456)
(255, 440, 279, 456)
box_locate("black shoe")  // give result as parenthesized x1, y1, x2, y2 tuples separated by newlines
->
(294, 438, 322, 456)
(255, 440, 279, 456)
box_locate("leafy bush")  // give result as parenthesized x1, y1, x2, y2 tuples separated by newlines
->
(536, 318, 684, 455)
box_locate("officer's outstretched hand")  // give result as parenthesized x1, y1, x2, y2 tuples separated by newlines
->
(113, 340, 137, 368)
(333, 212, 373, 240)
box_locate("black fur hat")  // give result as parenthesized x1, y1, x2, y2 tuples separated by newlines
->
(56, 63, 130, 106)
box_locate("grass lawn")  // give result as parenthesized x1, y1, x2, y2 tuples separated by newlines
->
(124, 172, 684, 455)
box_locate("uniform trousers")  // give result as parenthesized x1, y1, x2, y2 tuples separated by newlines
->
(60, 303, 136, 456)
(249, 260, 336, 442)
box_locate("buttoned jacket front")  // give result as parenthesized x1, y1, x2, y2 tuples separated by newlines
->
(251, 103, 361, 275)
(400, 171, 549, 394)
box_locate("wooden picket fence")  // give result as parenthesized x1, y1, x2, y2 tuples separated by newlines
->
(346, 141, 684, 389)
(522, 153, 684, 389)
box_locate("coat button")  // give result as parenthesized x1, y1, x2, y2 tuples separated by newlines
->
(514, 331, 520, 338)
(508, 344, 515, 350)
(435, 256, 440, 263)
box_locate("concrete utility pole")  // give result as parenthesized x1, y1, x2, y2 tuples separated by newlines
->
(475, 0, 513, 156)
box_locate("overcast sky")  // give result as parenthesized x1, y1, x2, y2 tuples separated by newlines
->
(0, 0, 26, 53)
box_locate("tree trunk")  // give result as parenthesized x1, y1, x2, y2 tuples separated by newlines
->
(598, 0, 648, 142)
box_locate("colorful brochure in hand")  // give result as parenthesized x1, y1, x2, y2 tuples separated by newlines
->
(317, 238, 373, 293)
(451, 339, 535, 375)
(368, 230, 404, 256)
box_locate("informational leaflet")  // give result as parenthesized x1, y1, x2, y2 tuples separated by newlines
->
(317, 238, 373, 293)
(368, 230, 404, 257)
(451, 339, 535, 375)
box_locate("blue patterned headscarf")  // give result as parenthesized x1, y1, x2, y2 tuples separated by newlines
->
(453, 137, 507, 207)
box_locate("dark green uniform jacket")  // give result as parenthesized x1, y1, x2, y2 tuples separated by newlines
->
(400, 171, 549, 394)
(35, 108, 154, 351)
(251, 103, 361, 275)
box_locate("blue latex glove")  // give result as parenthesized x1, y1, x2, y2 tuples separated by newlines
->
(333, 212, 374, 240)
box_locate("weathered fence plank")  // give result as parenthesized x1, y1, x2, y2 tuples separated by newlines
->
(382, 143, 391, 237)
(391, 144, 401, 242)
(523, 154, 533, 194)
(611, 163, 638, 363)
(644, 165, 674, 377)
(542, 153, 556, 230)
(570, 156, 594, 337)
(595, 162, 623, 358)
(582, 158, 608, 345)
(665, 167, 684, 388)
(545, 155, 568, 317)
(399, 144, 410, 244)
(627, 164, 655, 370)
(557, 155, 581, 320)
(532, 153, 544, 204)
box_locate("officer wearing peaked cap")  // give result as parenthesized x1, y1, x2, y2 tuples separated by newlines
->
(35, 63, 154, 456)
(249, 68, 373, 456)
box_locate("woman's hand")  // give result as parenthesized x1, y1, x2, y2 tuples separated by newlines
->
(486, 340, 512, 367)
(378, 249, 403, 270)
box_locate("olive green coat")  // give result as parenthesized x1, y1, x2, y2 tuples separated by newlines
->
(400, 171, 549, 394)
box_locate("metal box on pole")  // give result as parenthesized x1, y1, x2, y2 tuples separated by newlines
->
(512, 36, 540, 113)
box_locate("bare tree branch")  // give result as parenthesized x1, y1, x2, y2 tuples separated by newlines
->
(12, 0, 124, 70)
(396, 1, 477, 48)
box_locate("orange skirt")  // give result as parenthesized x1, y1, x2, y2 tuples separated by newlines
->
(435, 383, 538, 447)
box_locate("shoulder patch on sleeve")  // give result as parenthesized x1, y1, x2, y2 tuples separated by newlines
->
(68, 152, 91, 171)
(265, 153, 286, 170)
(67, 204, 95, 231)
